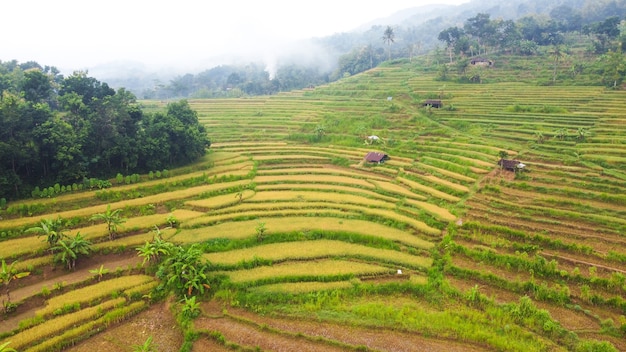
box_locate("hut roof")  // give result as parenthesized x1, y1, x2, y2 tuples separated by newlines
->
(364, 152, 389, 163)
(498, 159, 525, 170)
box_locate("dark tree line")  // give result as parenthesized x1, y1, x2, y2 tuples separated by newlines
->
(145, 62, 330, 99)
(0, 60, 210, 200)
(438, 12, 626, 59)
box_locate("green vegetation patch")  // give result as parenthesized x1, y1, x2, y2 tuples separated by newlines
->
(177, 217, 434, 249)
(204, 239, 432, 269)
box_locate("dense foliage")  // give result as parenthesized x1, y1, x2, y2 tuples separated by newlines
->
(0, 62, 210, 200)
(437, 13, 626, 58)
(144, 62, 330, 100)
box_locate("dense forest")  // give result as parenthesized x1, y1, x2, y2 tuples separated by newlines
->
(130, 0, 626, 99)
(0, 63, 210, 201)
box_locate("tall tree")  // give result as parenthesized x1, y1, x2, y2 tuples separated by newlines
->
(382, 26, 396, 61)
(550, 44, 566, 84)
(464, 13, 492, 55)
(438, 27, 465, 62)
(600, 49, 626, 88)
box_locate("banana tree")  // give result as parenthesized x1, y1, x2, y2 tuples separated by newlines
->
(52, 233, 92, 271)
(156, 244, 210, 297)
(90, 204, 126, 240)
(1, 259, 30, 312)
(0, 341, 17, 352)
(25, 217, 66, 250)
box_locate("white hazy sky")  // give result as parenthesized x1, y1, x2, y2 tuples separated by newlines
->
(3, 0, 469, 72)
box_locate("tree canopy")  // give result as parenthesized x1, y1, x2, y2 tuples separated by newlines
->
(0, 61, 210, 200)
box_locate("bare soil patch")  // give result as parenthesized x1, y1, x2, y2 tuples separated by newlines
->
(196, 315, 347, 352)
(192, 337, 232, 352)
(66, 301, 182, 352)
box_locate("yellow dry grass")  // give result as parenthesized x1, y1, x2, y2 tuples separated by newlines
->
(257, 167, 389, 181)
(9, 297, 126, 350)
(255, 183, 398, 203)
(204, 239, 433, 269)
(0, 236, 45, 258)
(254, 175, 375, 188)
(357, 207, 440, 235)
(403, 199, 457, 222)
(207, 201, 366, 215)
(12, 256, 53, 272)
(182, 209, 360, 228)
(26, 301, 147, 352)
(36, 275, 153, 317)
(185, 190, 255, 210)
(123, 281, 158, 297)
(95, 227, 175, 250)
(249, 190, 394, 209)
(421, 174, 470, 193)
(417, 164, 476, 183)
(253, 154, 329, 161)
(177, 217, 433, 249)
(183, 201, 439, 235)
(69, 209, 204, 240)
(368, 180, 428, 201)
(221, 259, 394, 283)
(212, 142, 288, 148)
(396, 177, 461, 202)
(409, 275, 428, 285)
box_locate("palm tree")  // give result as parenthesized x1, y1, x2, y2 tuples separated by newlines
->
(1, 259, 30, 312)
(382, 26, 395, 61)
(52, 233, 92, 271)
(26, 217, 66, 250)
(90, 205, 126, 240)
(550, 45, 565, 85)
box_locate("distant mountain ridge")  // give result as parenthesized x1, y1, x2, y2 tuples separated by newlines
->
(89, 0, 626, 97)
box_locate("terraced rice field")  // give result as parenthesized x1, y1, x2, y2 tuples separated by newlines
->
(2, 55, 626, 351)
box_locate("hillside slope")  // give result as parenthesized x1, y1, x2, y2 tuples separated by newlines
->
(1, 55, 625, 351)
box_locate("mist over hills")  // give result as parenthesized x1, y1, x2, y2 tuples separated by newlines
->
(84, 0, 626, 97)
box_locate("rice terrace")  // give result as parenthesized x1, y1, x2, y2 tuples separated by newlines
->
(3, 40, 626, 352)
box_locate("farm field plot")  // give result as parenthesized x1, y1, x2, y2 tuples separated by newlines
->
(3, 55, 626, 351)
